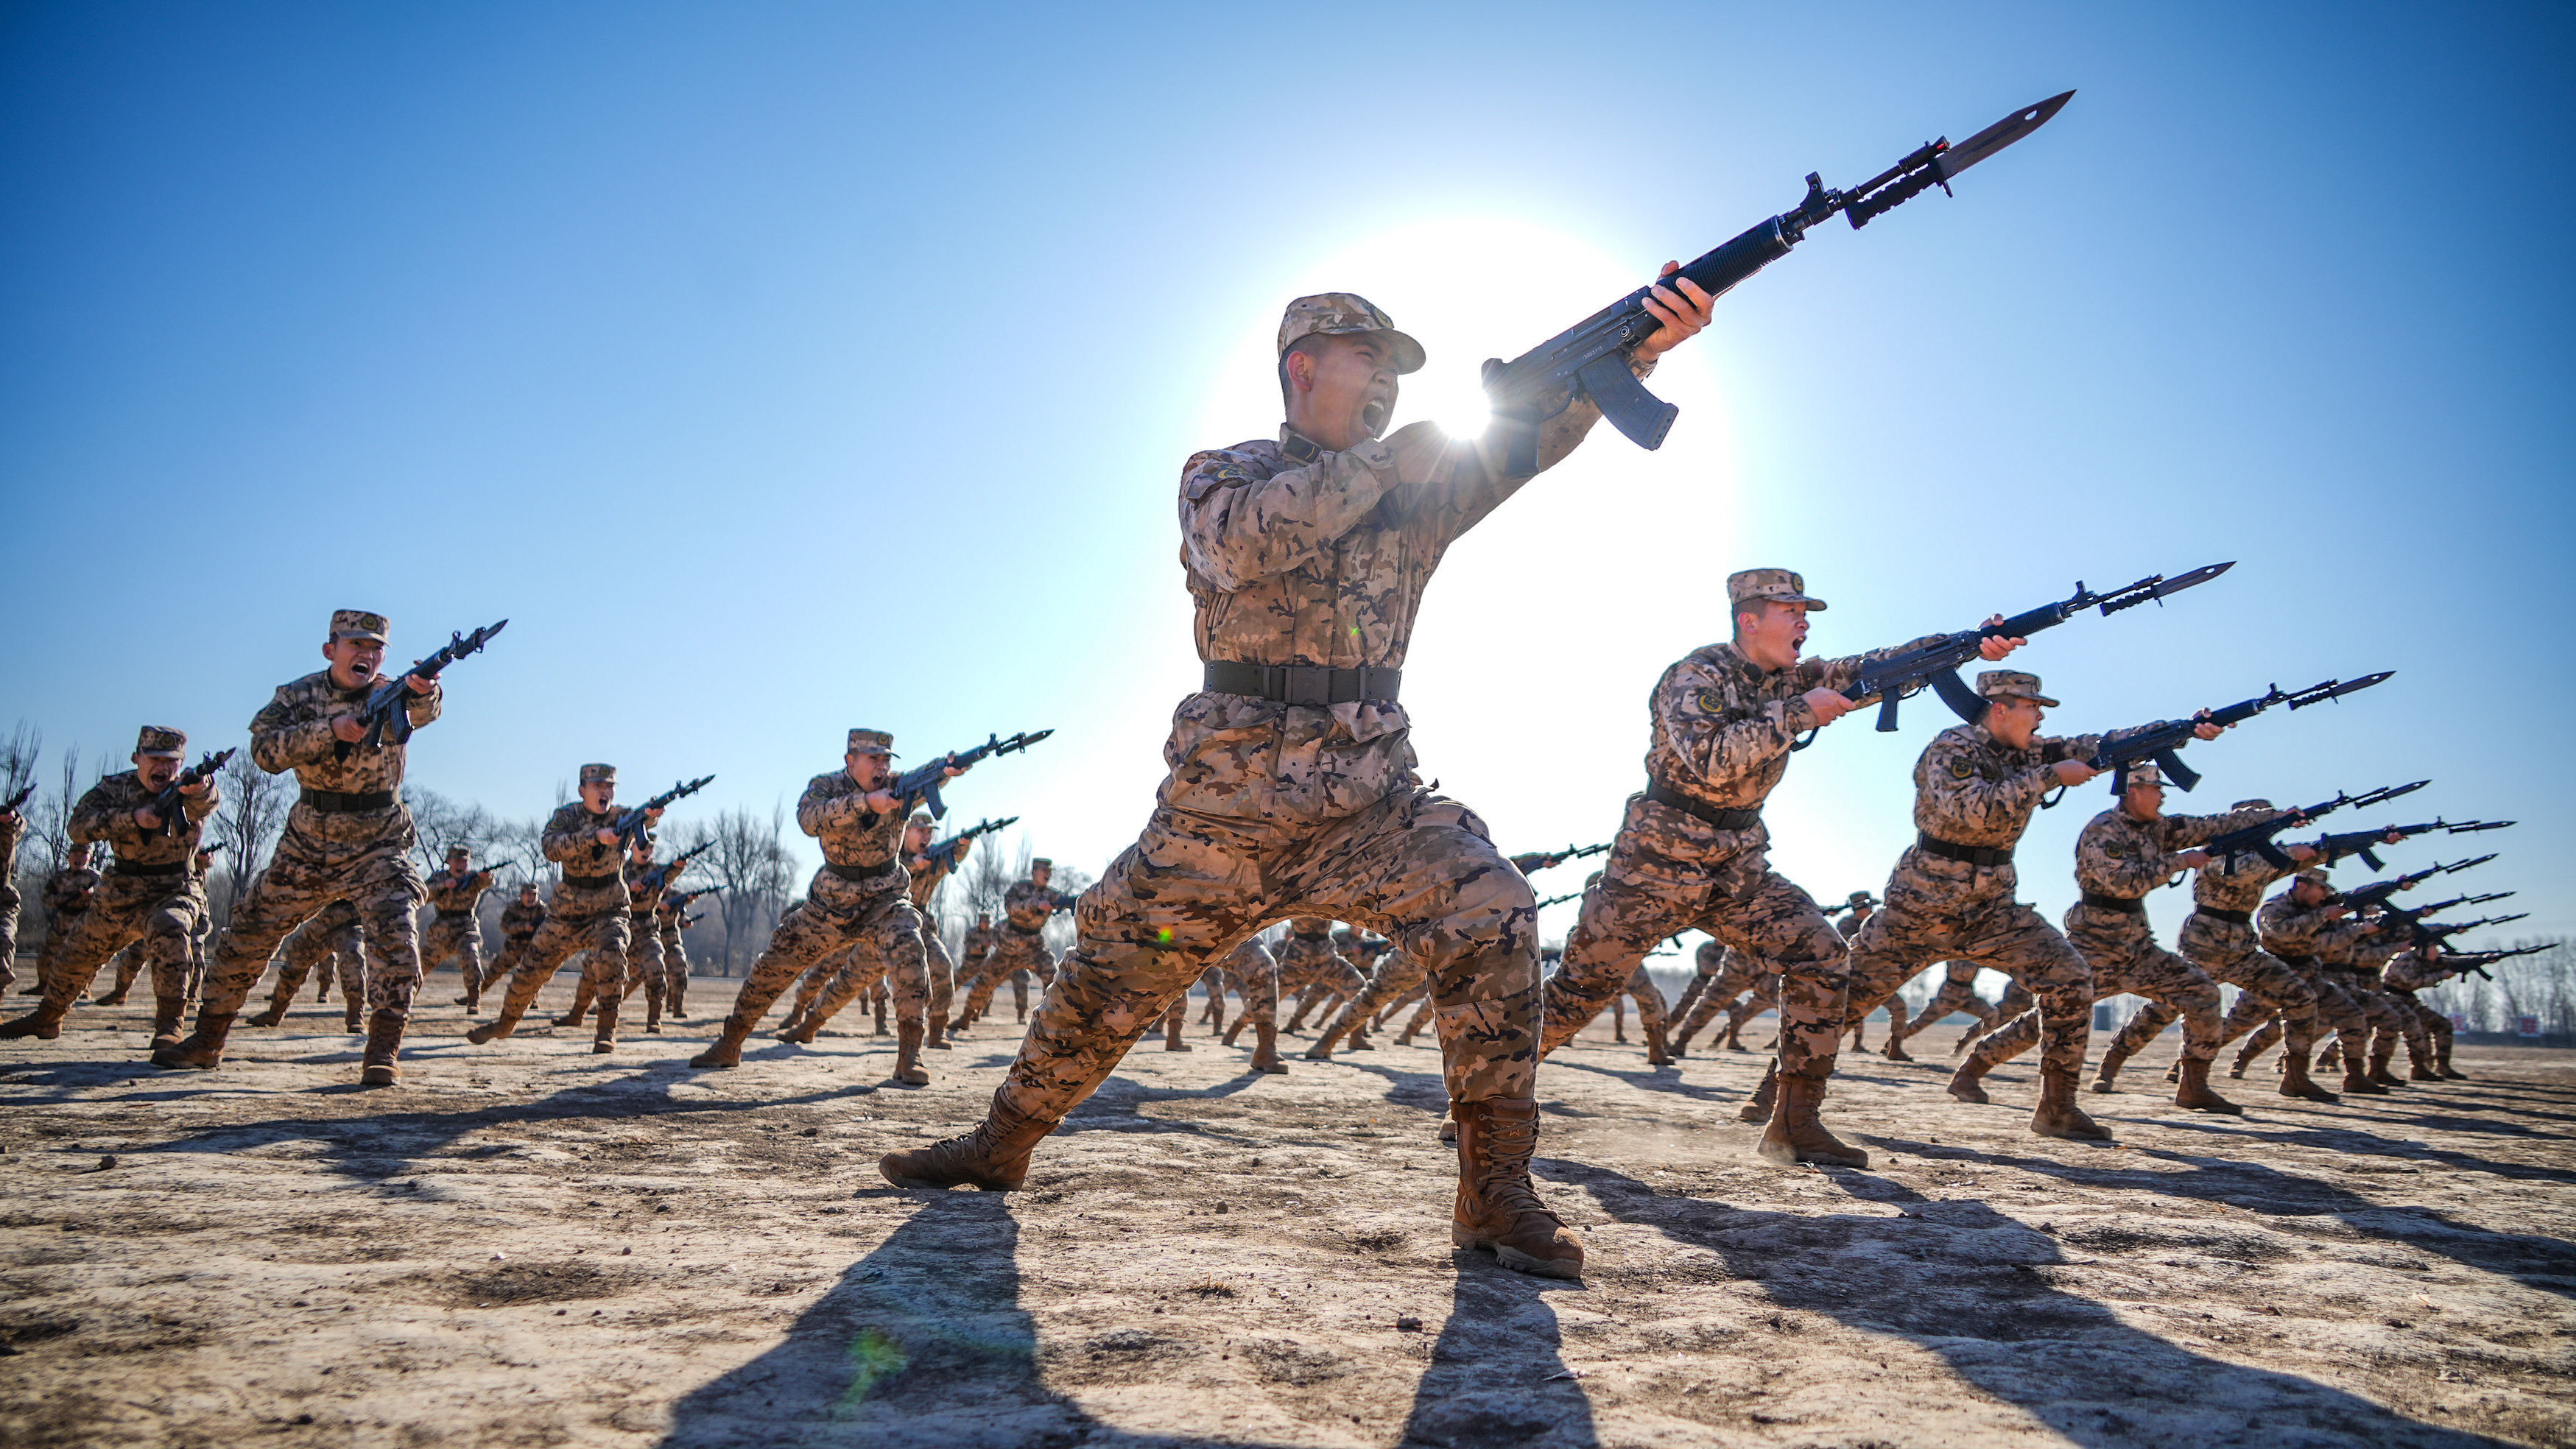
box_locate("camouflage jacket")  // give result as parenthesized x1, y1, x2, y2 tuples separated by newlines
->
(1169, 376, 1629, 827)
(0, 810, 20, 871)
(2320, 912, 2409, 970)
(2255, 891, 2350, 960)
(905, 845, 962, 911)
(2381, 948, 2449, 993)
(1002, 878, 1069, 934)
(1692, 939, 1728, 977)
(796, 771, 904, 875)
(1222, 937, 1275, 979)
(1834, 911, 1873, 942)
(251, 669, 440, 839)
(499, 897, 545, 942)
(541, 801, 629, 917)
(1644, 638, 1939, 819)
(71, 769, 217, 872)
(425, 867, 496, 917)
(963, 922, 999, 967)
(1912, 724, 2110, 851)
(2075, 803, 2272, 900)
(43, 865, 101, 919)
(2193, 848, 2298, 917)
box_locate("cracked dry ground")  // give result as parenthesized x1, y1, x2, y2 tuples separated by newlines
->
(3, 979, 2572, 1448)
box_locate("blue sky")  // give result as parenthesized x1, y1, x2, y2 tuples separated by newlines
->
(4, 2, 2569, 944)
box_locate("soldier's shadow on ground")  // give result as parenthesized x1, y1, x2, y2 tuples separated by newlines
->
(1538, 1159, 2509, 1449)
(654, 1191, 1597, 1449)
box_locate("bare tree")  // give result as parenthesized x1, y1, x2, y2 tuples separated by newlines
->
(0, 722, 35, 806)
(692, 804, 797, 975)
(34, 743, 99, 872)
(207, 751, 294, 929)
(404, 785, 505, 874)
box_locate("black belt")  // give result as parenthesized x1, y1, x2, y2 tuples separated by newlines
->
(1203, 660, 1401, 706)
(823, 861, 899, 885)
(2079, 892, 2147, 915)
(300, 787, 395, 813)
(1918, 833, 2013, 869)
(2198, 906, 2254, 926)
(561, 872, 619, 890)
(1007, 920, 1045, 936)
(1644, 780, 1763, 831)
(113, 861, 186, 878)
(434, 909, 472, 922)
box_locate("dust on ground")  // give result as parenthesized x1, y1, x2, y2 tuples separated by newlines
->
(4, 975, 2572, 1448)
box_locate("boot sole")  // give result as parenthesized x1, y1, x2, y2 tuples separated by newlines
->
(2032, 1124, 2115, 1141)
(1450, 1228, 1582, 1280)
(688, 1058, 739, 1070)
(1755, 1138, 1868, 1168)
(877, 1154, 1024, 1192)
(359, 1069, 399, 1087)
(2177, 1100, 2245, 1114)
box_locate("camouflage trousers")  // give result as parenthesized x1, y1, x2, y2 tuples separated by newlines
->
(421, 912, 485, 993)
(620, 917, 670, 1001)
(1543, 800, 1845, 1082)
(266, 901, 365, 1009)
(1672, 952, 1770, 1048)
(922, 926, 954, 1027)
(1885, 962, 1998, 1045)
(1222, 959, 1280, 1033)
(35, 880, 206, 1013)
(1967, 905, 2224, 1071)
(490, 907, 631, 1016)
(960, 929, 1054, 1026)
(1843, 853, 2093, 1081)
(0, 882, 18, 993)
(1001, 786, 1538, 1127)
(2178, 914, 2323, 1063)
(1316, 948, 1426, 1046)
(485, 934, 538, 993)
(659, 924, 691, 1008)
(205, 833, 423, 1020)
(2221, 955, 2369, 1069)
(728, 889, 926, 1033)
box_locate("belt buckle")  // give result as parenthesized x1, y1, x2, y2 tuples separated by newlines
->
(1282, 666, 1331, 708)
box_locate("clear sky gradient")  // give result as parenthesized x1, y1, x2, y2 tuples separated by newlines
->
(4, 3, 2569, 947)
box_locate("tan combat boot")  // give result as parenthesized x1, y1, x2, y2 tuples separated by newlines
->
(1248, 1017, 1288, 1074)
(1736, 1062, 1780, 1124)
(1221, 1012, 1248, 1048)
(342, 994, 363, 1034)
(873, 994, 889, 1037)
(2277, 1049, 2339, 1102)
(553, 979, 595, 1029)
(888, 1021, 930, 1087)
(247, 987, 293, 1029)
(1946, 1056, 1993, 1105)
(2172, 1057, 2242, 1114)
(1163, 1012, 1192, 1052)
(2437, 1044, 2466, 1081)
(925, 1012, 949, 1051)
(359, 1009, 404, 1087)
(2031, 1065, 2115, 1140)
(0, 1002, 68, 1040)
(667, 973, 689, 1019)
(149, 994, 188, 1051)
(878, 1090, 1052, 1190)
(1643, 1019, 1672, 1068)
(2367, 1045, 2405, 1089)
(467, 973, 542, 1045)
(2088, 1046, 2132, 1095)
(689, 1012, 756, 1069)
(1756, 1073, 1869, 1168)
(1879, 1032, 1914, 1062)
(1450, 1099, 1584, 1280)
(774, 1012, 819, 1045)
(152, 1010, 236, 1069)
(591, 998, 620, 1054)
(2340, 1043, 2387, 1095)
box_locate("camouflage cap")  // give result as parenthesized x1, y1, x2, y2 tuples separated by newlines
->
(330, 610, 389, 642)
(580, 763, 616, 785)
(1728, 568, 1827, 612)
(1031, 857, 1053, 870)
(846, 729, 894, 757)
(908, 810, 935, 828)
(446, 844, 470, 857)
(2119, 761, 2163, 790)
(2231, 799, 2273, 812)
(2295, 867, 2332, 886)
(1278, 293, 1424, 376)
(1976, 669, 2060, 707)
(1846, 890, 1879, 909)
(134, 725, 186, 758)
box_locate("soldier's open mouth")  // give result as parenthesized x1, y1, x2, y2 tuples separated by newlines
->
(1359, 398, 1388, 435)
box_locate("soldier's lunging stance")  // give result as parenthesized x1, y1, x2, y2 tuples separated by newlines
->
(465, 764, 660, 1053)
(159, 610, 443, 1085)
(881, 281, 1716, 1280)
(423, 847, 500, 1012)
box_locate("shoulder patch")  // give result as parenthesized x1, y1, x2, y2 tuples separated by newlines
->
(1696, 688, 1727, 714)
(1947, 756, 1977, 780)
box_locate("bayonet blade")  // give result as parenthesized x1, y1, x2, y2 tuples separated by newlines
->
(1933, 91, 2075, 182)
(2291, 670, 2395, 707)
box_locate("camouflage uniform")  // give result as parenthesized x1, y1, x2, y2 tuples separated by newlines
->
(905, 829, 966, 1046)
(949, 918, 999, 1029)
(1214, 937, 1282, 1041)
(483, 894, 544, 990)
(1670, 942, 1771, 1052)
(1880, 962, 1999, 1050)
(704, 738, 930, 1079)
(30, 861, 102, 1001)
(1543, 602, 1942, 1088)
(1274, 917, 1359, 1032)
(2215, 875, 2362, 1079)
(1309, 927, 1402, 1055)
(655, 889, 696, 1017)
(258, 900, 365, 1025)
(10, 734, 216, 1043)
(0, 808, 23, 995)
(1965, 793, 2269, 1081)
(196, 619, 439, 1061)
(2318, 910, 2413, 1079)
(621, 853, 672, 1032)
(421, 864, 498, 1001)
(471, 769, 639, 1051)
(1840, 685, 2162, 1115)
(2379, 947, 2460, 1076)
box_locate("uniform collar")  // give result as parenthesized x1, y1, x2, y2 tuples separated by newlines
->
(1278, 426, 1325, 464)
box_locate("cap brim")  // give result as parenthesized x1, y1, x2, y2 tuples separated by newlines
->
(1382, 329, 1426, 376)
(136, 750, 185, 759)
(331, 629, 388, 642)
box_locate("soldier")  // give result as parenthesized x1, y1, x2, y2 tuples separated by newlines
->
(1312, 924, 1419, 1060)
(423, 847, 500, 1014)
(28, 843, 102, 1002)
(2181, 850, 2339, 1100)
(1834, 671, 2221, 1140)
(246, 900, 365, 1029)
(616, 838, 673, 1034)
(2315, 901, 2415, 1088)
(1210, 934, 1288, 1073)
(1835, 893, 1881, 1053)
(0, 727, 217, 1047)
(0, 792, 21, 999)
(464, 765, 660, 1053)
(471, 883, 546, 1015)
(1966, 761, 2267, 1113)
(1876, 962, 2000, 1058)
(880, 279, 1718, 1282)
(900, 813, 967, 1051)
(1669, 942, 1772, 1056)
(1543, 571, 2018, 1167)
(157, 610, 443, 1085)
(184, 847, 217, 1006)
(2242, 870, 2390, 1093)
(2380, 942, 2468, 1081)
(656, 884, 700, 1020)
(687, 730, 956, 1085)
(1272, 915, 1354, 1037)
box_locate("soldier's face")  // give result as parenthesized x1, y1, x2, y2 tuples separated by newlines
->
(323, 637, 387, 690)
(68, 845, 91, 866)
(2125, 782, 2164, 820)
(135, 753, 180, 789)
(582, 781, 616, 812)
(1032, 865, 1051, 887)
(520, 888, 539, 903)
(1986, 696, 2044, 747)
(905, 825, 931, 853)
(1287, 334, 1398, 448)
(845, 751, 890, 789)
(1734, 600, 1811, 669)
(2293, 879, 2330, 908)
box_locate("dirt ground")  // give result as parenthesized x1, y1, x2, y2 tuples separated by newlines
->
(3, 974, 2572, 1449)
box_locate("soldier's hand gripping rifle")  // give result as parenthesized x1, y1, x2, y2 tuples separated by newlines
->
(890, 730, 1053, 819)
(610, 775, 714, 852)
(2201, 780, 2429, 870)
(2441, 942, 2548, 981)
(672, 886, 723, 909)
(2312, 819, 2510, 872)
(1481, 93, 2075, 473)
(146, 747, 236, 838)
(637, 842, 710, 894)
(1510, 842, 1608, 874)
(337, 619, 507, 759)
(2409, 913, 2529, 950)
(2070, 673, 2394, 801)
(1792, 565, 2234, 750)
(927, 816, 1019, 868)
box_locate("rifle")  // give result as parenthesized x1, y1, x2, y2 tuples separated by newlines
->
(890, 730, 1053, 819)
(2409, 914, 2528, 949)
(2070, 674, 2393, 800)
(928, 816, 1019, 867)
(2312, 819, 2510, 873)
(1, 783, 32, 815)
(2440, 942, 2549, 981)
(145, 748, 236, 838)
(337, 619, 507, 758)
(2333, 855, 2495, 913)
(610, 775, 715, 851)
(1510, 842, 1608, 873)
(1535, 891, 1583, 911)
(2202, 780, 2429, 871)
(1481, 93, 2074, 474)
(672, 886, 724, 909)
(635, 845, 708, 894)
(1794, 567, 2233, 750)
(686, 912, 707, 925)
